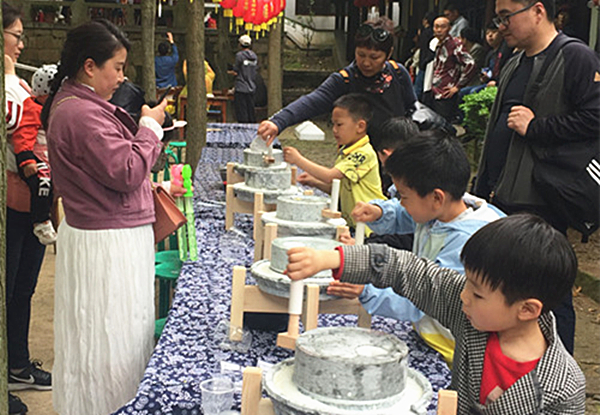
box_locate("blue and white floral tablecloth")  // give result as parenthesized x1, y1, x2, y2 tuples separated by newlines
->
(113, 124, 451, 415)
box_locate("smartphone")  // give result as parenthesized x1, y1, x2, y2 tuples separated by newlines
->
(157, 86, 173, 103)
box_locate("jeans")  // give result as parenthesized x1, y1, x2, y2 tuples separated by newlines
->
(6, 208, 46, 368)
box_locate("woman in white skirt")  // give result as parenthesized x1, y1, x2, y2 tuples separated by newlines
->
(43, 20, 167, 415)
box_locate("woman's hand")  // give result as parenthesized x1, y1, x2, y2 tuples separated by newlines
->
(141, 100, 167, 126)
(257, 120, 279, 146)
(326, 281, 365, 299)
(351, 201, 383, 223)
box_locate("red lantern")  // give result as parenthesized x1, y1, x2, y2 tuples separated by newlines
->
(243, 0, 257, 31)
(220, 0, 237, 17)
(232, 0, 249, 32)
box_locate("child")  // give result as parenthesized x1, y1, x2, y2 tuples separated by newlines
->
(283, 93, 386, 230)
(10, 64, 58, 245)
(286, 214, 586, 414)
(331, 131, 505, 365)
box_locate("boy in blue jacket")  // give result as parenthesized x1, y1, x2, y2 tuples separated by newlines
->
(330, 130, 505, 365)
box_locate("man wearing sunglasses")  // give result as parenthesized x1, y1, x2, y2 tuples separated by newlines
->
(475, 0, 600, 355)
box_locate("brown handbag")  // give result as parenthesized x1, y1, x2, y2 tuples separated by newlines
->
(152, 185, 187, 243)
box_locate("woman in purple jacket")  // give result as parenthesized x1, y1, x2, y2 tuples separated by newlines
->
(42, 20, 166, 415)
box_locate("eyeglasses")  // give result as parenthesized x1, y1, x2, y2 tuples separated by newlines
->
(492, 2, 536, 28)
(356, 24, 391, 43)
(4, 30, 27, 46)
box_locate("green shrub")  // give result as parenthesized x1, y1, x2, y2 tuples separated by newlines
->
(459, 86, 497, 169)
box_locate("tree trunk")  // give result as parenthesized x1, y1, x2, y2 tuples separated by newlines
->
(185, 0, 206, 173)
(267, 17, 283, 117)
(141, 0, 157, 102)
(0, 22, 10, 415)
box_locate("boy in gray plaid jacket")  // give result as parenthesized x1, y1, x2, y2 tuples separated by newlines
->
(285, 214, 585, 414)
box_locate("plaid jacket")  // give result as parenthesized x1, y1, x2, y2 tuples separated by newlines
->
(340, 244, 586, 415)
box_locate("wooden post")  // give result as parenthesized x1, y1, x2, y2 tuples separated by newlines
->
(253, 193, 265, 240)
(263, 223, 278, 261)
(225, 185, 235, 230)
(437, 390, 458, 415)
(230, 266, 246, 341)
(276, 280, 303, 349)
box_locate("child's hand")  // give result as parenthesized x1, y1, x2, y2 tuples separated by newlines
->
(338, 231, 355, 245)
(286, 247, 340, 280)
(297, 172, 316, 187)
(352, 201, 383, 223)
(22, 163, 38, 178)
(283, 146, 302, 164)
(326, 281, 365, 299)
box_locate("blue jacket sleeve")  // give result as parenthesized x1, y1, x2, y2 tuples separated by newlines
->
(358, 284, 425, 322)
(368, 198, 416, 235)
(170, 44, 179, 65)
(269, 72, 348, 133)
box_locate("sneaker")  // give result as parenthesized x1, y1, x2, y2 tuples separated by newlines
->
(8, 393, 28, 414)
(8, 360, 52, 391)
(33, 220, 57, 245)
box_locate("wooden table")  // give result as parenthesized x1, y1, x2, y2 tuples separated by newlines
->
(178, 95, 230, 124)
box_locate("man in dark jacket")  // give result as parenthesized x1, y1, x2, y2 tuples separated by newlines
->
(475, 0, 600, 354)
(230, 34, 258, 123)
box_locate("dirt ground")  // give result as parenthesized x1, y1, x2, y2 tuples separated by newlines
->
(13, 127, 600, 414)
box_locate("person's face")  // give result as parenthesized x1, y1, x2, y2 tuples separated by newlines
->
(331, 107, 364, 147)
(87, 47, 127, 101)
(393, 178, 438, 224)
(355, 46, 389, 78)
(433, 17, 451, 41)
(4, 18, 25, 63)
(485, 29, 502, 49)
(460, 271, 522, 332)
(443, 9, 458, 23)
(495, 0, 540, 49)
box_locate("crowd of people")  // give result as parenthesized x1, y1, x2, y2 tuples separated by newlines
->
(3, 0, 599, 414)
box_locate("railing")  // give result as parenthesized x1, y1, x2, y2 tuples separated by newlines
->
(17, 0, 201, 31)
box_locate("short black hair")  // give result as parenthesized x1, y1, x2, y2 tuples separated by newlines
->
(486, 23, 499, 32)
(460, 27, 480, 44)
(158, 41, 171, 56)
(513, 0, 555, 22)
(461, 214, 577, 311)
(333, 93, 373, 124)
(372, 117, 419, 153)
(384, 130, 470, 200)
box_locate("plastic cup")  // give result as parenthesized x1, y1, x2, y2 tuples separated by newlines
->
(200, 378, 234, 415)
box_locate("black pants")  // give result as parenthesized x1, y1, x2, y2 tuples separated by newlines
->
(234, 91, 256, 123)
(431, 96, 459, 123)
(6, 208, 46, 369)
(494, 199, 575, 354)
(21, 160, 53, 224)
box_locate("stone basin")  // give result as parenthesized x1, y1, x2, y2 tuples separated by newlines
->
(263, 327, 432, 415)
(250, 260, 335, 301)
(276, 194, 329, 223)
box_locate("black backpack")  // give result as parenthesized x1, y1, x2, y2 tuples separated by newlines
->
(528, 36, 600, 242)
